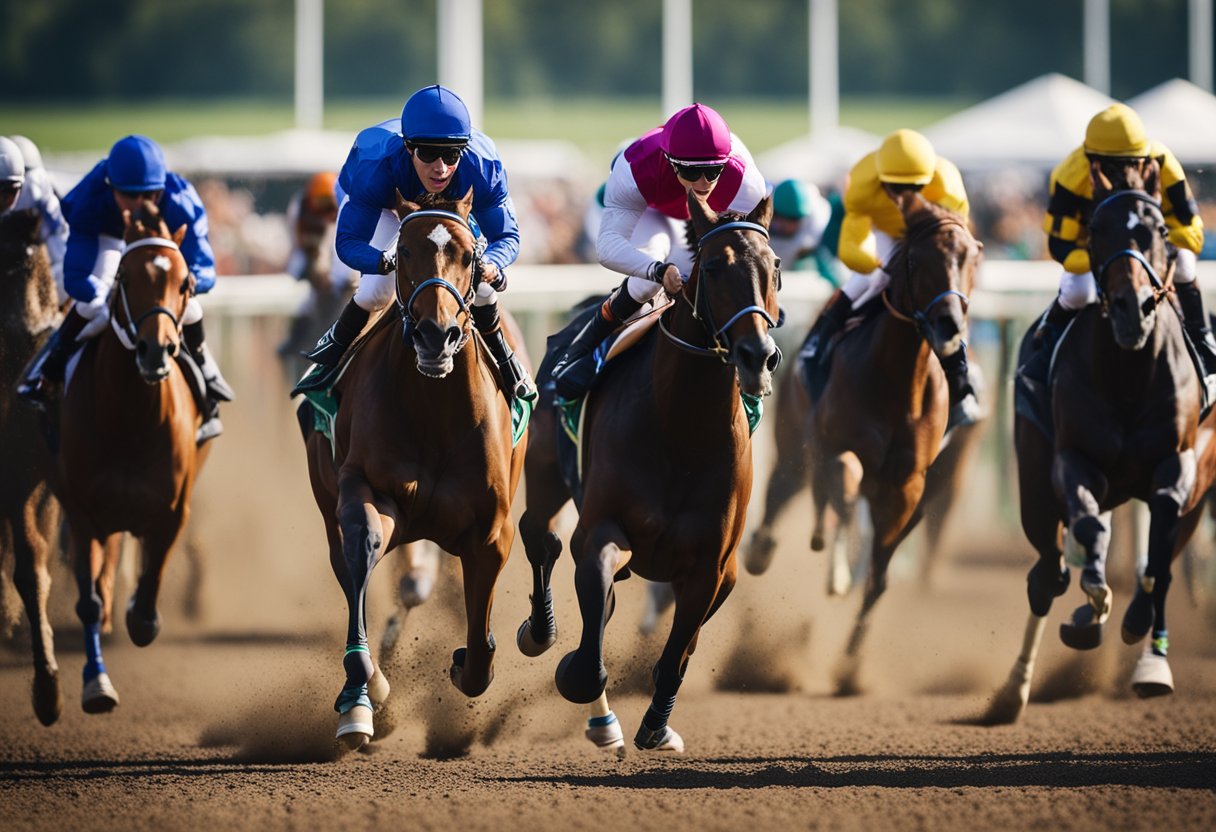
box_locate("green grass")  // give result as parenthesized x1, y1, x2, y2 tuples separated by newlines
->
(1, 95, 973, 162)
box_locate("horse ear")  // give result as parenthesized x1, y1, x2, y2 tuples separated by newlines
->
(894, 189, 923, 219)
(172, 224, 187, 247)
(393, 188, 417, 219)
(1090, 159, 1115, 201)
(687, 189, 716, 236)
(457, 186, 474, 219)
(122, 209, 133, 230)
(748, 193, 774, 229)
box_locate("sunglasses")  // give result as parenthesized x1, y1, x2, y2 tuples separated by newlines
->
(409, 144, 464, 165)
(670, 161, 725, 182)
(0, 182, 21, 195)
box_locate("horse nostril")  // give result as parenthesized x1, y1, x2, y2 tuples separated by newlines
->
(136, 341, 148, 358)
(445, 325, 462, 348)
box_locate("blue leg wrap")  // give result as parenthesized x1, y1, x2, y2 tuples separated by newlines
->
(82, 622, 105, 682)
(334, 683, 372, 715)
(588, 712, 618, 728)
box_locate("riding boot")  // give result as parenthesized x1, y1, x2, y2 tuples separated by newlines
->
(801, 291, 854, 365)
(183, 320, 233, 443)
(551, 280, 644, 402)
(1176, 282, 1216, 377)
(302, 298, 370, 368)
(17, 305, 89, 407)
(939, 346, 981, 431)
(471, 300, 537, 403)
(1018, 298, 1078, 386)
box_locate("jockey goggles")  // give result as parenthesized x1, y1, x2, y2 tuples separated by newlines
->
(408, 143, 465, 165)
(667, 156, 725, 183)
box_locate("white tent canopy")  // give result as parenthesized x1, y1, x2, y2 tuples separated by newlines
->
(1127, 78, 1216, 164)
(755, 125, 880, 188)
(922, 73, 1115, 170)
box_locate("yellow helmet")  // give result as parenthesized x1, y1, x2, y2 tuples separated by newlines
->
(1084, 104, 1149, 157)
(877, 129, 936, 185)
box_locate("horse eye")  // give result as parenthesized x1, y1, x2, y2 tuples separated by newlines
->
(462, 251, 472, 267)
(400, 246, 410, 259)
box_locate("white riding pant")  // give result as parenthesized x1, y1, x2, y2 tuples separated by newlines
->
(840, 230, 897, 307)
(1058, 249, 1196, 311)
(623, 208, 695, 304)
(351, 207, 401, 312)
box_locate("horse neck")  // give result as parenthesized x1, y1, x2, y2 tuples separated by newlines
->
(386, 330, 488, 437)
(652, 301, 742, 436)
(92, 331, 185, 428)
(869, 306, 936, 404)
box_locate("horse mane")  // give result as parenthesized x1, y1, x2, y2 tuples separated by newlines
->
(682, 209, 751, 255)
(886, 197, 968, 271)
(125, 200, 170, 242)
(1092, 156, 1161, 203)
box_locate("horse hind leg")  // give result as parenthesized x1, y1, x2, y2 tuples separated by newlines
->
(816, 452, 861, 596)
(516, 495, 566, 657)
(742, 436, 808, 576)
(9, 488, 63, 725)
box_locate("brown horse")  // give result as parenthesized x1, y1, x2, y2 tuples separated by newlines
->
(801, 193, 982, 694)
(0, 209, 63, 725)
(988, 162, 1216, 723)
(51, 201, 208, 713)
(302, 189, 525, 750)
(517, 191, 780, 753)
(742, 342, 985, 592)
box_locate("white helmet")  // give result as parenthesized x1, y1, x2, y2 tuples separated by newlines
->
(0, 136, 25, 184)
(9, 135, 42, 171)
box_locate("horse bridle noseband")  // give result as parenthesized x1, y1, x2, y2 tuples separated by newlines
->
(881, 216, 972, 338)
(659, 220, 780, 364)
(111, 236, 190, 351)
(393, 209, 479, 350)
(1090, 190, 1171, 315)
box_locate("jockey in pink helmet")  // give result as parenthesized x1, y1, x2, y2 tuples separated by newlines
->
(551, 103, 767, 401)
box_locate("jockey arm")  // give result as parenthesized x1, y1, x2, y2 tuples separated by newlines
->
(837, 210, 882, 275)
(596, 161, 661, 278)
(335, 193, 390, 276)
(1043, 156, 1092, 275)
(166, 179, 217, 293)
(470, 175, 521, 275)
(1157, 147, 1205, 255)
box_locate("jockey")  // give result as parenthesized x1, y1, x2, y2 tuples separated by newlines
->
(802, 128, 980, 429)
(1021, 103, 1209, 384)
(278, 171, 356, 355)
(18, 135, 234, 440)
(1, 136, 68, 299)
(550, 102, 767, 401)
(769, 178, 845, 286)
(298, 84, 534, 403)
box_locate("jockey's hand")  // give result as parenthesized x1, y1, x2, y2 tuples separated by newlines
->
(378, 249, 397, 275)
(651, 261, 683, 296)
(480, 261, 506, 292)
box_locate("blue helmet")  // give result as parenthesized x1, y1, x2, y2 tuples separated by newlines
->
(106, 135, 166, 192)
(401, 85, 471, 144)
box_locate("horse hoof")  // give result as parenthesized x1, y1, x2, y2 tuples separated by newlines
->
(585, 712, 626, 756)
(367, 665, 390, 706)
(336, 705, 373, 750)
(555, 650, 607, 704)
(399, 571, 434, 609)
(82, 672, 120, 714)
(449, 648, 494, 697)
(1059, 604, 1104, 650)
(981, 685, 1028, 726)
(126, 600, 161, 647)
(1131, 651, 1174, 698)
(743, 532, 777, 575)
(516, 618, 557, 657)
(633, 723, 684, 753)
(32, 669, 63, 727)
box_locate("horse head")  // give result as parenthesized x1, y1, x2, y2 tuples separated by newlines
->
(686, 191, 782, 396)
(392, 187, 477, 377)
(1089, 159, 1170, 351)
(886, 191, 981, 360)
(115, 202, 190, 384)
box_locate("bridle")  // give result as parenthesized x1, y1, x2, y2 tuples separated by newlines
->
(110, 236, 190, 351)
(659, 220, 780, 365)
(393, 208, 477, 349)
(881, 216, 972, 340)
(1090, 190, 1172, 316)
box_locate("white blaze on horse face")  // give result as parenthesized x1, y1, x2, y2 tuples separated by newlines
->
(427, 222, 452, 251)
(152, 255, 172, 272)
(1127, 211, 1138, 230)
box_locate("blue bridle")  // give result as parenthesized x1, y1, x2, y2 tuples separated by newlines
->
(393, 209, 477, 344)
(1091, 190, 1169, 309)
(660, 220, 781, 363)
(881, 216, 972, 337)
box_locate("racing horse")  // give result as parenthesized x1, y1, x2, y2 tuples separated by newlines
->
(801, 193, 982, 694)
(988, 161, 1216, 724)
(53, 202, 210, 713)
(0, 209, 64, 724)
(517, 191, 781, 752)
(302, 188, 526, 749)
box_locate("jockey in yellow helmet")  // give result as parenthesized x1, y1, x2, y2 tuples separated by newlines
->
(803, 128, 980, 429)
(1022, 103, 1208, 384)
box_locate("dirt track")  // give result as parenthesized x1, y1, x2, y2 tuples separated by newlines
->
(2, 324, 1215, 831)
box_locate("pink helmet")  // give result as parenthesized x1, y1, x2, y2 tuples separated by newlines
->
(660, 103, 732, 163)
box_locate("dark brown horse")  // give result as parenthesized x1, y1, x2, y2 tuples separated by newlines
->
(52, 202, 209, 713)
(0, 209, 63, 724)
(988, 162, 1216, 723)
(302, 189, 526, 750)
(517, 191, 780, 753)
(801, 194, 982, 694)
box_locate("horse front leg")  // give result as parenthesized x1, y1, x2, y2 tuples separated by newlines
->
(1122, 451, 1196, 698)
(1054, 451, 1112, 649)
(332, 482, 396, 749)
(70, 524, 119, 713)
(10, 484, 62, 725)
(450, 530, 510, 698)
(516, 483, 567, 658)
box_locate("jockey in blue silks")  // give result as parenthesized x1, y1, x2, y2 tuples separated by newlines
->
(296, 84, 535, 402)
(19, 134, 233, 441)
